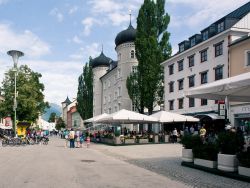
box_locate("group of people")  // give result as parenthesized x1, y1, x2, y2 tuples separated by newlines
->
(63, 129, 90, 148)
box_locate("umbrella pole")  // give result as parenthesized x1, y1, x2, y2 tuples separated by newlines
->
(225, 96, 229, 124)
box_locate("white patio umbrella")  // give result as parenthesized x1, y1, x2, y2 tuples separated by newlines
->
(185, 72, 250, 102)
(0, 123, 12, 130)
(150, 110, 199, 123)
(96, 109, 158, 124)
(84, 113, 109, 123)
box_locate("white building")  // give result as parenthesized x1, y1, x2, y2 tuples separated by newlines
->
(92, 22, 138, 116)
(161, 2, 250, 119)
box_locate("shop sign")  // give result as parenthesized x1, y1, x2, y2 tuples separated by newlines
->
(218, 101, 225, 116)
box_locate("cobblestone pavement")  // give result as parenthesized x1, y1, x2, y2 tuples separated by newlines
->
(92, 143, 250, 188)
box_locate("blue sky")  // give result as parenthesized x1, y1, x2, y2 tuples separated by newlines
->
(0, 0, 249, 105)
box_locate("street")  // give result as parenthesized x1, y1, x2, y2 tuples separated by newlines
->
(0, 137, 249, 188)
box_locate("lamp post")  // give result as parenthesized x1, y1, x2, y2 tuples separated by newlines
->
(7, 50, 24, 137)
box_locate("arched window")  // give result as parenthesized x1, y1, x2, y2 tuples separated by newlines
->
(131, 50, 135, 58)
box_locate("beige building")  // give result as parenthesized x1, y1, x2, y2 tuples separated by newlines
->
(229, 35, 250, 128)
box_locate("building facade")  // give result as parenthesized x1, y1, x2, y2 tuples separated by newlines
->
(229, 35, 250, 128)
(92, 22, 138, 116)
(161, 2, 250, 118)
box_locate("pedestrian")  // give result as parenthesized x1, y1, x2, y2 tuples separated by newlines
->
(199, 125, 206, 142)
(69, 128, 75, 148)
(86, 136, 90, 148)
(80, 133, 84, 148)
(64, 130, 69, 148)
(190, 126, 195, 135)
(172, 128, 178, 143)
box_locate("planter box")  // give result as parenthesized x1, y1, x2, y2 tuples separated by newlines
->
(125, 139, 135, 144)
(113, 137, 121, 145)
(238, 166, 250, 177)
(164, 135, 169, 143)
(218, 153, 238, 172)
(154, 135, 159, 143)
(182, 148, 193, 162)
(194, 158, 217, 168)
(138, 138, 148, 144)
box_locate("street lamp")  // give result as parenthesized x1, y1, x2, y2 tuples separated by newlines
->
(7, 50, 24, 137)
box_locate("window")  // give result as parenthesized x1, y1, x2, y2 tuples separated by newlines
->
(189, 98, 195, 107)
(169, 64, 174, 75)
(202, 30, 208, 41)
(190, 38, 195, 47)
(188, 55, 195, 67)
(201, 72, 207, 84)
(178, 60, 184, 71)
(132, 66, 137, 73)
(189, 75, 195, 87)
(178, 79, 184, 90)
(246, 51, 250, 66)
(108, 80, 111, 87)
(132, 103, 136, 111)
(114, 91, 117, 100)
(178, 98, 184, 109)
(109, 94, 111, 102)
(215, 66, 223, 80)
(217, 22, 224, 33)
(117, 68, 121, 78)
(104, 96, 107, 104)
(201, 99, 207, 106)
(169, 100, 174, 110)
(108, 108, 112, 114)
(200, 49, 207, 62)
(131, 50, 135, 58)
(169, 82, 174, 93)
(118, 87, 121, 96)
(215, 42, 223, 57)
(180, 44, 184, 52)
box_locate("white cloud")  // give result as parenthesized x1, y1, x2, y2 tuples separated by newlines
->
(0, 0, 8, 5)
(168, 0, 250, 28)
(72, 35, 83, 44)
(87, 0, 142, 27)
(0, 24, 50, 58)
(69, 43, 100, 61)
(81, 17, 102, 36)
(50, 8, 64, 22)
(68, 5, 78, 14)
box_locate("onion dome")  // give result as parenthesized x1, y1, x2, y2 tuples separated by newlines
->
(115, 23, 136, 47)
(91, 51, 112, 68)
(62, 96, 71, 105)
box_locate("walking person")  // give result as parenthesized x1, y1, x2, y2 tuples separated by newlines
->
(199, 125, 206, 143)
(64, 129, 69, 148)
(172, 128, 178, 143)
(69, 128, 75, 148)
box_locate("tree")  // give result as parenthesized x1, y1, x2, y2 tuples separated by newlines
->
(55, 117, 65, 131)
(76, 58, 93, 120)
(0, 65, 49, 122)
(48, 112, 56, 122)
(127, 0, 171, 115)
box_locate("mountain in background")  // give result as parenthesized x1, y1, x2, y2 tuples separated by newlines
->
(42, 103, 62, 121)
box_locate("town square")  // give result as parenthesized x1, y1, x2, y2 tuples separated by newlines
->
(0, 0, 250, 188)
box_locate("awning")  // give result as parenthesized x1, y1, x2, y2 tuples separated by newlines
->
(194, 113, 224, 121)
(185, 72, 250, 102)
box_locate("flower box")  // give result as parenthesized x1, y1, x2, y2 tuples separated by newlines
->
(138, 138, 148, 144)
(194, 158, 217, 168)
(238, 166, 250, 177)
(125, 138, 135, 144)
(218, 153, 238, 172)
(182, 148, 193, 162)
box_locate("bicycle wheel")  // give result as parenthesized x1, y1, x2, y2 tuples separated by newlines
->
(2, 139, 8, 147)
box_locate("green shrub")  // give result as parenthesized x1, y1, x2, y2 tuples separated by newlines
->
(193, 142, 219, 161)
(217, 131, 244, 155)
(181, 134, 202, 149)
(237, 147, 250, 168)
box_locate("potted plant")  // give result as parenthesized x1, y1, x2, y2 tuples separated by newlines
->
(217, 131, 244, 172)
(181, 134, 201, 162)
(237, 147, 250, 177)
(193, 140, 219, 168)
